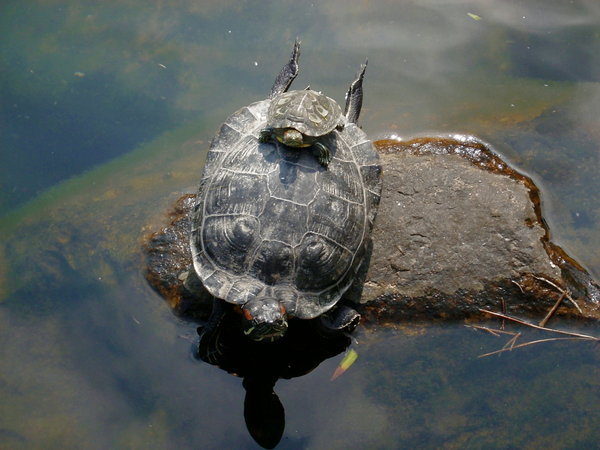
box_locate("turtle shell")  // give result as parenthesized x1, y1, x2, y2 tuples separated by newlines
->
(267, 90, 343, 137)
(190, 99, 381, 319)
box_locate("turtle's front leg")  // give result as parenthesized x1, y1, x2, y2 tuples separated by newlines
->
(312, 142, 332, 168)
(259, 128, 274, 143)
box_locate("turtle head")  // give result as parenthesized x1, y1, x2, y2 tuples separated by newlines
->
(241, 298, 288, 342)
(276, 128, 305, 148)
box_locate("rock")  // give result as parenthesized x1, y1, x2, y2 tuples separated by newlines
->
(144, 194, 212, 321)
(358, 136, 600, 324)
(143, 136, 600, 324)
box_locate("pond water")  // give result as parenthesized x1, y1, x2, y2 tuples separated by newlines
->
(1, 1, 599, 448)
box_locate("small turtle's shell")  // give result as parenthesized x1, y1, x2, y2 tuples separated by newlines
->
(191, 99, 381, 319)
(267, 90, 343, 137)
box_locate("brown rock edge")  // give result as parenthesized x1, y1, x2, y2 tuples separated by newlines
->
(143, 136, 600, 325)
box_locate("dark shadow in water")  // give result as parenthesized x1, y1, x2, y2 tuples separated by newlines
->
(195, 302, 350, 449)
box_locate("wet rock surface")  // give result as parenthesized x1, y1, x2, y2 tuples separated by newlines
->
(359, 137, 599, 323)
(144, 136, 600, 324)
(144, 193, 212, 321)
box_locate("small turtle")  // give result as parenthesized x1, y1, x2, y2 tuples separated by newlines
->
(259, 42, 365, 168)
(190, 40, 381, 341)
(259, 90, 343, 168)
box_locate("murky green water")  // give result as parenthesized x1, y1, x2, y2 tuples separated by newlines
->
(1, 1, 599, 448)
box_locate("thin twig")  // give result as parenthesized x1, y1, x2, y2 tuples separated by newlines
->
(539, 291, 567, 327)
(474, 304, 598, 357)
(502, 332, 521, 351)
(565, 291, 583, 314)
(478, 309, 599, 340)
(511, 279, 525, 294)
(532, 275, 564, 292)
(532, 274, 584, 315)
(509, 333, 521, 350)
(466, 325, 518, 337)
(478, 337, 593, 358)
(468, 325, 500, 337)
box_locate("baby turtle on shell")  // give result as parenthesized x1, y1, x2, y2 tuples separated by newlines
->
(259, 42, 364, 168)
(190, 41, 381, 341)
(259, 90, 343, 168)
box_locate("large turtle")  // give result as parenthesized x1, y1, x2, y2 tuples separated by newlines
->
(190, 41, 381, 341)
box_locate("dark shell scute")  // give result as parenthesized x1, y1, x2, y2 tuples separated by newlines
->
(227, 278, 269, 305)
(341, 124, 369, 147)
(259, 198, 308, 245)
(202, 269, 233, 299)
(211, 124, 241, 153)
(250, 241, 294, 285)
(328, 132, 353, 162)
(267, 163, 318, 205)
(361, 165, 383, 195)
(221, 136, 275, 175)
(271, 286, 298, 314)
(307, 194, 365, 252)
(318, 160, 365, 204)
(351, 141, 379, 166)
(205, 148, 222, 168)
(192, 249, 215, 279)
(204, 171, 267, 216)
(294, 233, 352, 291)
(203, 215, 260, 274)
(225, 106, 260, 133)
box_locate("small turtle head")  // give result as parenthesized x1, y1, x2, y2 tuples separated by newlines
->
(241, 298, 288, 342)
(277, 128, 305, 148)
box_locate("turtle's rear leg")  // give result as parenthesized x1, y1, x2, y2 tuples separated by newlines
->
(344, 60, 368, 124)
(319, 304, 361, 334)
(270, 39, 300, 98)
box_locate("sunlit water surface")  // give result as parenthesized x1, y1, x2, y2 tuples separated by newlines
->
(1, 1, 599, 448)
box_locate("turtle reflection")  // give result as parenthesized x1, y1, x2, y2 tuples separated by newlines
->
(195, 302, 351, 449)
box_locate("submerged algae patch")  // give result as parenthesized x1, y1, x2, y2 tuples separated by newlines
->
(0, 118, 210, 305)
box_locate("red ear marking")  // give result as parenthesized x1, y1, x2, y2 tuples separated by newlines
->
(280, 304, 286, 314)
(243, 308, 253, 321)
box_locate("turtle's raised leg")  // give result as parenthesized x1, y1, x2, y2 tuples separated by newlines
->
(344, 60, 368, 124)
(270, 39, 300, 98)
(312, 142, 332, 168)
